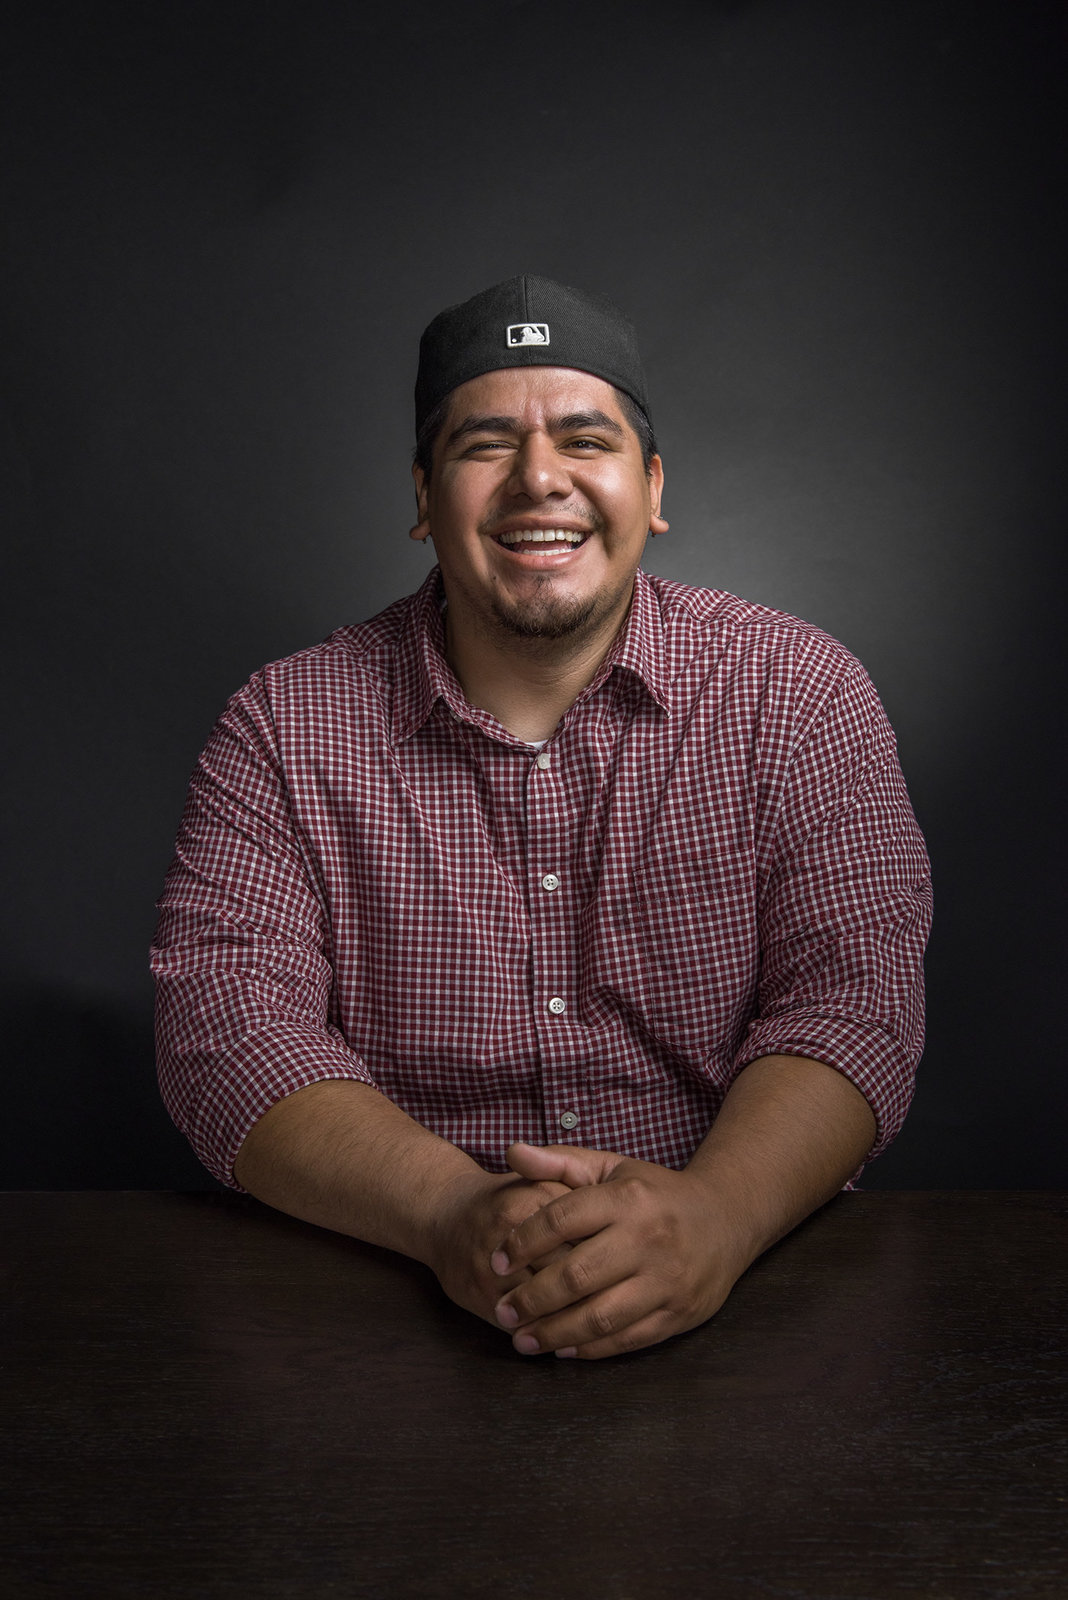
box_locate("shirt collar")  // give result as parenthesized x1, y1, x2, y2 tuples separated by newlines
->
(594, 566, 671, 713)
(391, 564, 670, 744)
(391, 569, 456, 743)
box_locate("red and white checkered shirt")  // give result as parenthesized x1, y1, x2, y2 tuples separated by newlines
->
(152, 567, 931, 1187)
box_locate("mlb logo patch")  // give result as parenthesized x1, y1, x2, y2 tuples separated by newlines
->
(506, 323, 550, 347)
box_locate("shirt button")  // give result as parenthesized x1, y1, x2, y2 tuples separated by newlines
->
(541, 873, 560, 892)
(535, 751, 551, 770)
(558, 1110, 579, 1131)
(547, 996, 566, 1015)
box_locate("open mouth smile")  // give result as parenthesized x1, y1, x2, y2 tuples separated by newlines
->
(494, 528, 588, 549)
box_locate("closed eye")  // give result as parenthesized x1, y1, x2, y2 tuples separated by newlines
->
(461, 438, 515, 455)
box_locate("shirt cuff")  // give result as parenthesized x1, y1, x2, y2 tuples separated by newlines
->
(734, 1012, 918, 1160)
(173, 1022, 380, 1189)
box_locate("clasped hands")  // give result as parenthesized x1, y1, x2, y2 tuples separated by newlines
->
(429, 1141, 742, 1361)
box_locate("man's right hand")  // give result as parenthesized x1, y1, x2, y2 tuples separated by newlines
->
(423, 1167, 573, 1326)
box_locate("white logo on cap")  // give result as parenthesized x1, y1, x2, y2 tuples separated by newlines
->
(506, 323, 550, 347)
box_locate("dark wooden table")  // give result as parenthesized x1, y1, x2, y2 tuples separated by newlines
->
(2, 1191, 1064, 1599)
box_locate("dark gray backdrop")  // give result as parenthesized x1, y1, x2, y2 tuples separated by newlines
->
(4, 0, 1065, 1189)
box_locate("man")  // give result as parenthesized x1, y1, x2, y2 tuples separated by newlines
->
(152, 276, 931, 1360)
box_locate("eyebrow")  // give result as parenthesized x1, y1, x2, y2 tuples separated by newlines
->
(444, 409, 626, 449)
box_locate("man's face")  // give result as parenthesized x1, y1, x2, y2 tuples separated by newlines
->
(411, 367, 665, 652)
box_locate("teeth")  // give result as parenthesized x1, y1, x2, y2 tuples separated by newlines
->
(497, 529, 584, 546)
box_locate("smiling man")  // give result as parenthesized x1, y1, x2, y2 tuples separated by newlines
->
(152, 276, 931, 1359)
(411, 363, 667, 742)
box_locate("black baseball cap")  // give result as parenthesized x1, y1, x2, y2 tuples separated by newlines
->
(415, 275, 651, 433)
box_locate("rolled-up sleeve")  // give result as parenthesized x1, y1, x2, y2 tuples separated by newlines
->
(736, 655, 932, 1156)
(151, 678, 378, 1187)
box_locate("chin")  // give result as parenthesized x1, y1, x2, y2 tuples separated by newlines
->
(492, 593, 600, 641)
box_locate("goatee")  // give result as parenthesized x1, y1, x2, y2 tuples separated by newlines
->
(491, 586, 600, 641)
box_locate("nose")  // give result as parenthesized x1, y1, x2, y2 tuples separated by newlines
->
(506, 433, 573, 501)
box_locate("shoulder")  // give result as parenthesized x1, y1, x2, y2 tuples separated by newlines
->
(642, 572, 865, 698)
(639, 574, 900, 786)
(211, 589, 425, 761)
(220, 589, 420, 718)
(261, 591, 417, 696)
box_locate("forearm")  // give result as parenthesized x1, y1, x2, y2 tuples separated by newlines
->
(685, 1052, 876, 1276)
(232, 1079, 485, 1267)
(233, 1080, 572, 1326)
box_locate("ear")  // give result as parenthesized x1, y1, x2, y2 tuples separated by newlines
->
(648, 455, 669, 535)
(409, 462, 431, 543)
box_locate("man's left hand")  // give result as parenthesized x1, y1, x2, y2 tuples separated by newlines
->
(489, 1142, 744, 1360)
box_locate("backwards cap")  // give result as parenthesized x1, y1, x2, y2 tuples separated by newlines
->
(415, 275, 650, 433)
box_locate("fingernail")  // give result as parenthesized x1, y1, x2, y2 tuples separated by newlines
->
(555, 1347, 578, 1360)
(514, 1333, 539, 1355)
(490, 1250, 511, 1276)
(495, 1300, 519, 1329)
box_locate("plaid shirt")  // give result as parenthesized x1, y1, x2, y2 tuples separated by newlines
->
(152, 568, 931, 1187)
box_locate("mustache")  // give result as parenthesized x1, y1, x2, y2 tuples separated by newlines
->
(477, 506, 604, 538)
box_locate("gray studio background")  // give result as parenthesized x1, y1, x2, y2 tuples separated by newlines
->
(4, 0, 1065, 1189)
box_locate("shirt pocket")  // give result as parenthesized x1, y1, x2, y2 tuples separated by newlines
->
(624, 847, 761, 1058)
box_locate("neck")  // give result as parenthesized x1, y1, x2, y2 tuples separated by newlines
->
(444, 604, 628, 743)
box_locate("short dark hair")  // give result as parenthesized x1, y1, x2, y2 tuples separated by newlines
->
(413, 384, 659, 481)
